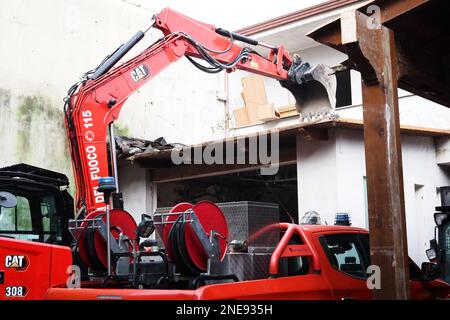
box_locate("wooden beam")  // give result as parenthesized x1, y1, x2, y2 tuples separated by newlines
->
(235, 0, 362, 36)
(395, 37, 450, 108)
(307, 18, 343, 51)
(308, 0, 450, 108)
(358, 0, 429, 24)
(350, 11, 410, 299)
(330, 118, 450, 137)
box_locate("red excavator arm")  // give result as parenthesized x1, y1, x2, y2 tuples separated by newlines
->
(64, 7, 334, 215)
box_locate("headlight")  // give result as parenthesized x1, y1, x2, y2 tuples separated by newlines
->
(434, 212, 449, 226)
(426, 248, 437, 261)
(136, 214, 155, 238)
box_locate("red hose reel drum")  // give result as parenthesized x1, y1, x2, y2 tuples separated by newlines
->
(162, 201, 229, 272)
(78, 209, 138, 270)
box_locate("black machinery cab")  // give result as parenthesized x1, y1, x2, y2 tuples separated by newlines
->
(0, 163, 74, 246)
(427, 186, 450, 283)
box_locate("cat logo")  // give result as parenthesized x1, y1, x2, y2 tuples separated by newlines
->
(130, 64, 149, 82)
(5, 255, 29, 271)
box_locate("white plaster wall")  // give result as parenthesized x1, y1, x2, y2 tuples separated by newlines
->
(297, 129, 450, 265)
(296, 130, 339, 225)
(338, 92, 450, 131)
(334, 130, 367, 228)
(117, 161, 149, 222)
(402, 136, 450, 264)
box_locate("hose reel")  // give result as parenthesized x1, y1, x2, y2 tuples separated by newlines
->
(71, 200, 229, 282)
(159, 201, 229, 275)
(73, 209, 138, 271)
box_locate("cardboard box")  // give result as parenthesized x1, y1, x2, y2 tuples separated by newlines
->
(241, 75, 268, 106)
(278, 105, 298, 118)
(257, 103, 280, 122)
(244, 102, 262, 124)
(233, 107, 250, 127)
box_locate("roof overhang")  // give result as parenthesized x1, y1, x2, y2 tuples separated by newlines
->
(127, 118, 449, 182)
(308, 0, 450, 107)
(235, 0, 370, 53)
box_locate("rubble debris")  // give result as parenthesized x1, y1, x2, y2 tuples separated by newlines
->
(113, 135, 185, 160)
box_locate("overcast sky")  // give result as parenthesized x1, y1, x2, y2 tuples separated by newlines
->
(125, 0, 328, 30)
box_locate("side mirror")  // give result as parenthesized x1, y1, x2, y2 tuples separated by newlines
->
(421, 262, 440, 281)
(0, 192, 17, 208)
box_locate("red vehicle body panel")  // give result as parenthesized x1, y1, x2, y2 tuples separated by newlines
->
(45, 288, 195, 300)
(0, 237, 71, 300)
(20, 225, 447, 300)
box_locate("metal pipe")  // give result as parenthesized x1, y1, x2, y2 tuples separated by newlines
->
(215, 28, 277, 51)
(152, 220, 193, 225)
(153, 211, 192, 217)
(256, 41, 277, 51)
(90, 31, 145, 80)
(224, 72, 229, 137)
(105, 203, 112, 277)
(109, 123, 119, 192)
(269, 223, 295, 276)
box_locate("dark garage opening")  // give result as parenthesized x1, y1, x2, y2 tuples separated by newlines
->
(157, 164, 298, 223)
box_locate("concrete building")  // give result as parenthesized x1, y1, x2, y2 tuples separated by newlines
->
(0, 0, 449, 267)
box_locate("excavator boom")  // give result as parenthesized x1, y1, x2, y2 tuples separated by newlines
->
(64, 7, 336, 215)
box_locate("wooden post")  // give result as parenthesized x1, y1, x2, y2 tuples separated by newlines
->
(347, 12, 410, 299)
(307, 2, 447, 299)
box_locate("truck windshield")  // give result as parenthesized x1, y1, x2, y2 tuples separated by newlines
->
(320, 233, 370, 279)
(0, 189, 59, 243)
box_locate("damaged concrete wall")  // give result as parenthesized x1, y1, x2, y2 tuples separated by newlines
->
(0, 0, 152, 195)
(5, 92, 68, 165)
(0, 0, 229, 198)
(0, 88, 73, 183)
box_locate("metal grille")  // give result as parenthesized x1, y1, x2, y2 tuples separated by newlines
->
(153, 201, 280, 248)
(217, 201, 279, 247)
(154, 201, 279, 279)
(153, 206, 170, 248)
(220, 253, 272, 281)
